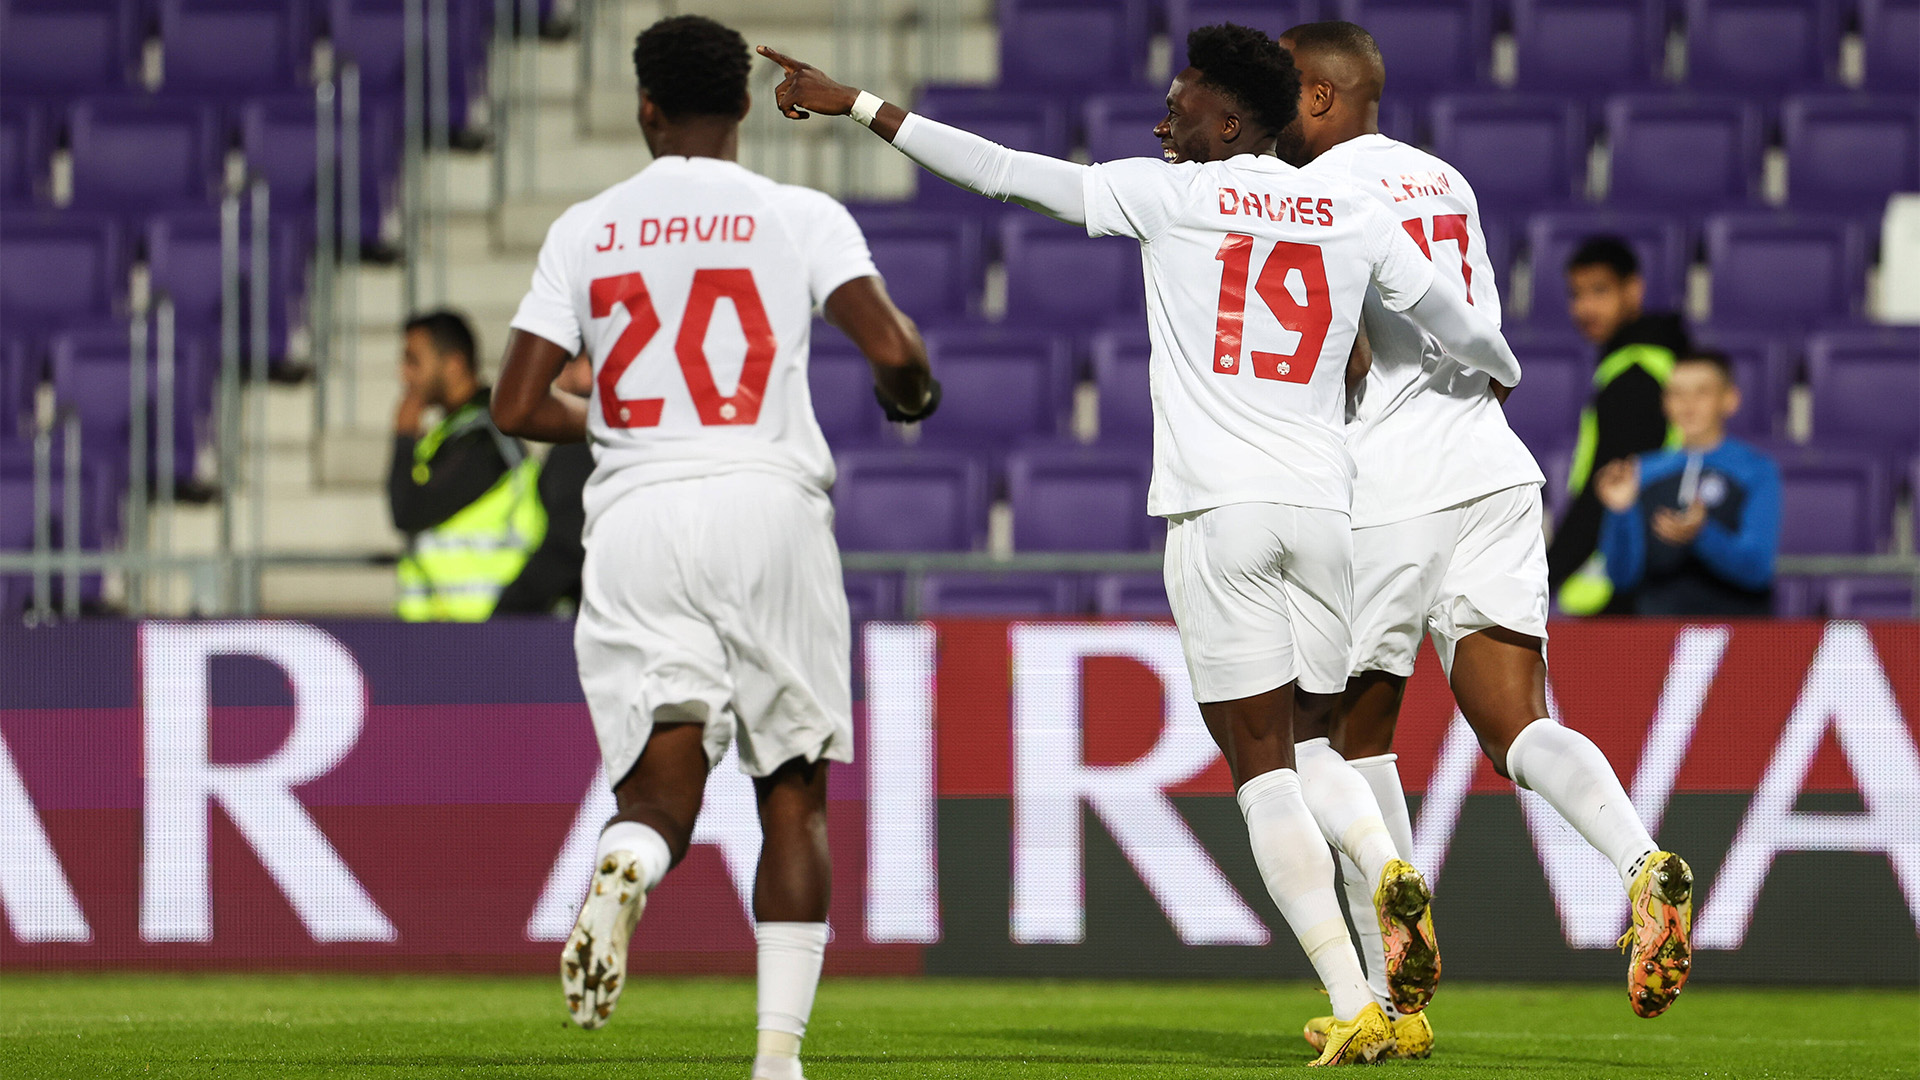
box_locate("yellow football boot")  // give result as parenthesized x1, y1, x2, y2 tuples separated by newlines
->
(1375, 858, 1441, 1015)
(1306, 1002, 1396, 1067)
(1619, 851, 1693, 1018)
(1304, 1009, 1434, 1060)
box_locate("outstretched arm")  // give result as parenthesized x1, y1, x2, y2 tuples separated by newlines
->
(759, 46, 1088, 226)
(1400, 274, 1522, 388)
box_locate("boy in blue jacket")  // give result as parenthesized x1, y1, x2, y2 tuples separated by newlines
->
(1594, 351, 1782, 616)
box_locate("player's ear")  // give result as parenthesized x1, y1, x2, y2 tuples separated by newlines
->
(638, 93, 659, 131)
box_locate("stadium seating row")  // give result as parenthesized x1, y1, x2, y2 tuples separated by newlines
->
(993, 0, 1918, 97)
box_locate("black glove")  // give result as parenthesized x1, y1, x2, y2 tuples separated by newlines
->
(876, 378, 942, 424)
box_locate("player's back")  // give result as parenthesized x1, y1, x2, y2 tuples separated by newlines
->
(1304, 134, 1542, 528)
(1082, 153, 1433, 519)
(509, 155, 876, 529)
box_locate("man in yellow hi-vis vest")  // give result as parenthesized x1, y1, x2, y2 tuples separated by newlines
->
(388, 311, 546, 620)
(1546, 237, 1687, 615)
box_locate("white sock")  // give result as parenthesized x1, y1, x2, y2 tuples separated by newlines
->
(753, 921, 829, 1080)
(1505, 718, 1658, 888)
(1237, 769, 1373, 1022)
(1295, 739, 1401, 891)
(597, 821, 671, 892)
(1350, 754, 1415, 869)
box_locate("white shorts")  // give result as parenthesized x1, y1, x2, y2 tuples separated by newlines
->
(1164, 502, 1352, 702)
(1350, 482, 1551, 680)
(574, 471, 853, 783)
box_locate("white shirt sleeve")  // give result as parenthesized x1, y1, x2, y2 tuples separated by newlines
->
(509, 211, 584, 354)
(1359, 196, 1436, 313)
(1082, 158, 1195, 242)
(795, 193, 881, 309)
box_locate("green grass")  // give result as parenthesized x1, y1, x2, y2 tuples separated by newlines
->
(2, 975, 1915, 1078)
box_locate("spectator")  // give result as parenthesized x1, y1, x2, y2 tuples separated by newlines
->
(1547, 236, 1691, 615)
(389, 311, 546, 621)
(1595, 351, 1781, 616)
(493, 356, 594, 615)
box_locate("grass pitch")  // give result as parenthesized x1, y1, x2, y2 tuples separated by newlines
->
(2, 975, 1914, 1078)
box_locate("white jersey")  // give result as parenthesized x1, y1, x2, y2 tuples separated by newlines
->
(1305, 134, 1544, 528)
(1082, 154, 1435, 517)
(510, 156, 878, 531)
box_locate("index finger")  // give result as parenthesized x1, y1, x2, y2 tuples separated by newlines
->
(756, 45, 808, 73)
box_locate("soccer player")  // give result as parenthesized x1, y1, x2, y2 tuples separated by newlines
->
(761, 23, 1526, 1065)
(1273, 21, 1694, 1054)
(489, 16, 938, 1080)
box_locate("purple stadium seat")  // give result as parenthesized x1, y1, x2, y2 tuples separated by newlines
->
(1336, 0, 1493, 92)
(844, 572, 903, 623)
(0, 0, 137, 93)
(50, 325, 205, 487)
(1604, 95, 1762, 211)
(833, 448, 989, 551)
(807, 347, 887, 448)
(1522, 210, 1689, 325)
(1084, 92, 1167, 163)
(0, 337, 31, 439)
(1805, 326, 1920, 465)
(241, 95, 329, 220)
(1092, 571, 1171, 615)
(918, 327, 1077, 450)
(999, 0, 1151, 91)
(1704, 212, 1865, 329)
(0, 436, 123, 552)
(1691, 328, 1793, 439)
(1091, 329, 1152, 447)
(1006, 445, 1156, 552)
(1167, 0, 1323, 72)
(912, 89, 1069, 157)
(66, 98, 223, 212)
(1782, 95, 1920, 216)
(1766, 445, 1889, 554)
(1824, 577, 1916, 618)
(0, 212, 122, 328)
(1771, 575, 1818, 617)
(1429, 95, 1588, 210)
(1512, 0, 1666, 94)
(1501, 328, 1590, 459)
(160, 0, 314, 93)
(851, 212, 985, 318)
(1683, 0, 1840, 91)
(1377, 100, 1421, 145)
(1000, 217, 1143, 326)
(1860, 0, 1920, 92)
(0, 101, 45, 206)
(918, 572, 1084, 616)
(145, 207, 299, 369)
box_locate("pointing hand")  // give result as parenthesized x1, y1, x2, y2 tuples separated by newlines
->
(758, 45, 860, 120)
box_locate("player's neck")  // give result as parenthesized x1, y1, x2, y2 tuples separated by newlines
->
(1317, 104, 1380, 157)
(1680, 428, 1725, 453)
(645, 119, 741, 163)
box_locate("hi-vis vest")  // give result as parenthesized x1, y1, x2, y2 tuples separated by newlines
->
(1557, 344, 1682, 616)
(396, 402, 546, 622)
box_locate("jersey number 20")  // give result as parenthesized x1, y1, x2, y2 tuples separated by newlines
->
(1212, 234, 1332, 384)
(589, 269, 776, 428)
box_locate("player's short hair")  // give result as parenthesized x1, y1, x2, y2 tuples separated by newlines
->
(632, 15, 751, 121)
(405, 310, 478, 372)
(1676, 349, 1736, 383)
(1567, 235, 1640, 280)
(1186, 23, 1301, 136)
(1280, 20, 1385, 96)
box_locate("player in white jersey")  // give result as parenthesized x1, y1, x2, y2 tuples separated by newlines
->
(490, 17, 939, 1079)
(1275, 23, 1694, 1055)
(761, 23, 1527, 1065)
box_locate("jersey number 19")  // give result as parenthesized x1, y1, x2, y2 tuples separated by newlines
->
(1211, 234, 1332, 384)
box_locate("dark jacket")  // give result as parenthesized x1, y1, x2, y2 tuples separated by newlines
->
(1600, 439, 1781, 616)
(1547, 314, 1690, 603)
(388, 388, 513, 534)
(493, 441, 593, 615)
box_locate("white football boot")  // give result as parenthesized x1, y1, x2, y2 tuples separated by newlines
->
(562, 851, 646, 1029)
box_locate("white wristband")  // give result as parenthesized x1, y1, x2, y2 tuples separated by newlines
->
(850, 90, 883, 128)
